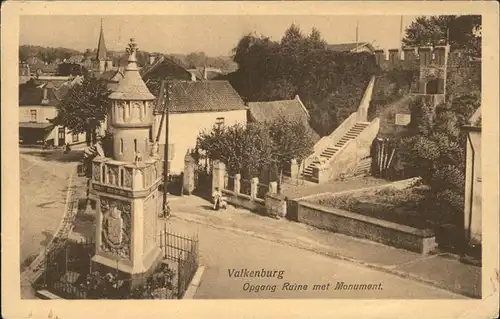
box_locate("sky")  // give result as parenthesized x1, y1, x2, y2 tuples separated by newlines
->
(20, 15, 419, 57)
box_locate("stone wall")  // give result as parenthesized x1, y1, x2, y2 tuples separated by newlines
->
(297, 201, 436, 254)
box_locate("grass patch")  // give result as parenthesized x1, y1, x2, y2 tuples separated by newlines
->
(310, 186, 433, 229)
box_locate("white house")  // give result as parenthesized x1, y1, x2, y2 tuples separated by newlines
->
(19, 80, 86, 146)
(152, 80, 248, 174)
(463, 106, 482, 245)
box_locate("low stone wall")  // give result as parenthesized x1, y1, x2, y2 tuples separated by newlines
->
(222, 189, 265, 212)
(266, 193, 287, 218)
(297, 201, 436, 254)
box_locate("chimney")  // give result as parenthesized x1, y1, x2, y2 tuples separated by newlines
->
(149, 54, 156, 65)
(42, 87, 49, 104)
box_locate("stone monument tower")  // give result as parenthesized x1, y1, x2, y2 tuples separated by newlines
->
(91, 38, 163, 281)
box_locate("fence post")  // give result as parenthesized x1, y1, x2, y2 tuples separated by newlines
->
(269, 181, 278, 195)
(177, 251, 182, 299)
(223, 173, 228, 190)
(250, 177, 259, 200)
(234, 174, 241, 194)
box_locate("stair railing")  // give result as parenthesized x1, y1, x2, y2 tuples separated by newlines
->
(303, 112, 358, 172)
(356, 76, 376, 122)
(318, 117, 380, 181)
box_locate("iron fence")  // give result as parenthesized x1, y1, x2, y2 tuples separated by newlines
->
(158, 224, 199, 299)
(37, 226, 199, 300)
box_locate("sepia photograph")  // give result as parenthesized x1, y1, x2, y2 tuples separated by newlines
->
(2, 1, 499, 319)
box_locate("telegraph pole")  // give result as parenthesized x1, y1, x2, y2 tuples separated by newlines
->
(161, 80, 171, 217)
(355, 20, 359, 52)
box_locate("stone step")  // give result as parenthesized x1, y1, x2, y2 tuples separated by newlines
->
(322, 152, 336, 157)
(36, 290, 63, 300)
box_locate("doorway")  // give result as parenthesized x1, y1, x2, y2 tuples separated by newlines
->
(58, 127, 66, 146)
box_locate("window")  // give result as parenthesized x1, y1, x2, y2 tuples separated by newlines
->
(215, 117, 225, 129)
(134, 139, 137, 153)
(120, 169, 124, 187)
(120, 138, 124, 154)
(30, 110, 37, 122)
(149, 126, 154, 142)
(58, 128, 65, 139)
(72, 133, 79, 143)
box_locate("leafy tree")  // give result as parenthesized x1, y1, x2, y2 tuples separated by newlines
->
(185, 52, 209, 69)
(51, 76, 110, 145)
(229, 25, 377, 137)
(403, 15, 481, 58)
(396, 93, 480, 226)
(265, 116, 315, 187)
(196, 122, 273, 178)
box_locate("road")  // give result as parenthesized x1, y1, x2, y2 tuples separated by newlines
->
(19, 149, 82, 271)
(165, 218, 464, 299)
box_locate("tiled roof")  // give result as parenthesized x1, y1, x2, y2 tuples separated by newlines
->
(155, 80, 246, 114)
(248, 97, 321, 143)
(327, 42, 375, 53)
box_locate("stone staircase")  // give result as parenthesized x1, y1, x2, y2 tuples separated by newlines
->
(302, 122, 370, 180)
(354, 157, 372, 176)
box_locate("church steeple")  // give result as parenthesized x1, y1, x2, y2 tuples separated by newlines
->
(96, 18, 107, 61)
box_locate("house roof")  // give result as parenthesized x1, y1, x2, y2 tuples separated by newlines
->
(140, 55, 193, 82)
(19, 122, 54, 129)
(247, 97, 321, 143)
(155, 80, 246, 114)
(19, 84, 61, 106)
(327, 42, 375, 53)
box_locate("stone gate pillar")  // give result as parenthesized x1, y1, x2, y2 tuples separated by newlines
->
(212, 160, 226, 194)
(183, 151, 196, 195)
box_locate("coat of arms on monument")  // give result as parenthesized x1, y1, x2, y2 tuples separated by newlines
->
(104, 206, 124, 246)
(100, 198, 131, 259)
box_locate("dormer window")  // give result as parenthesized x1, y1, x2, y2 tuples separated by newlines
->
(215, 117, 225, 129)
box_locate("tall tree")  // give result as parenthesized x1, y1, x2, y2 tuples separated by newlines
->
(229, 24, 378, 137)
(51, 76, 110, 145)
(403, 15, 481, 57)
(396, 93, 480, 225)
